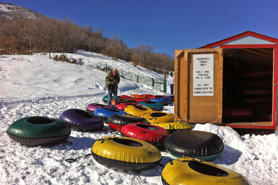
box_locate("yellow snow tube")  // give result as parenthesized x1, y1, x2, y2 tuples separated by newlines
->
(152, 122, 191, 133)
(92, 136, 161, 171)
(162, 157, 251, 185)
(124, 105, 153, 117)
(142, 111, 174, 124)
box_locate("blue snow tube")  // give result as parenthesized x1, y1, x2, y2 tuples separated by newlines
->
(60, 109, 104, 131)
(138, 101, 164, 111)
(150, 97, 171, 105)
(94, 108, 127, 121)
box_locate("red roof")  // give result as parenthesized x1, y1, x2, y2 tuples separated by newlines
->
(200, 31, 278, 48)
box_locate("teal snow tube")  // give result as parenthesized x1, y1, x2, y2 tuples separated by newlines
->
(138, 101, 164, 111)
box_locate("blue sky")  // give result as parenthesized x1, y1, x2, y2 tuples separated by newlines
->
(2, 0, 278, 57)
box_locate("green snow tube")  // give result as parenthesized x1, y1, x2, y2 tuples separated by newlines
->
(7, 116, 71, 146)
(102, 95, 120, 103)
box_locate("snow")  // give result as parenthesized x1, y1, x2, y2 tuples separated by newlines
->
(0, 52, 278, 185)
(0, 4, 12, 13)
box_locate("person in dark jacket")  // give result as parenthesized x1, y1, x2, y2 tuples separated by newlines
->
(105, 69, 120, 106)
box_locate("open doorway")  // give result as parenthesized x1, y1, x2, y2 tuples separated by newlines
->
(222, 48, 273, 123)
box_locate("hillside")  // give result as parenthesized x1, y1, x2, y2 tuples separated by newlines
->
(0, 3, 174, 73)
(0, 3, 45, 20)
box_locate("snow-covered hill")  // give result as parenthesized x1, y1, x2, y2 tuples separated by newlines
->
(0, 3, 45, 20)
(0, 52, 278, 185)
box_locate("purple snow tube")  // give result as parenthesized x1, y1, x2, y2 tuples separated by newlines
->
(60, 109, 104, 131)
(86, 103, 117, 113)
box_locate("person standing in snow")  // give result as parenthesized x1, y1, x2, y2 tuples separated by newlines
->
(106, 69, 120, 106)
(168, 72, 174, 95)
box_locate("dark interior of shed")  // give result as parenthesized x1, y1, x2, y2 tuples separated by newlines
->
(222, 48, 273, 123)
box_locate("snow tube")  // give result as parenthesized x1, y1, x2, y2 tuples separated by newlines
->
(120, 95, 133, 99)
(124, 105, 153, 117)
(94, 108, 127, 121)
(86, 103, 116, 113)
(112, 98, 137, 106)
(150, 98, 171, 105)
(130, 94, 150, 99)
(133, 98, 150, 103)
(164, 130, 224, 161)
(91, 136, 162, 171)
(107, 114, 149, 131)
(141, 94, 155, 99)
(165, 95, 174, 101)
(152, 122, 191, 134)
(161, 157, 251, 185)
(7, 116, 71, 146)
(117, 103, 142, 111)
(138, 101, 164, 111)
(102, 95, 120, 103)
(116, 103, 129, 110)
(60, 109, 104, 131)
(143, 111, 175, 124)
(121, 123, 168, 147)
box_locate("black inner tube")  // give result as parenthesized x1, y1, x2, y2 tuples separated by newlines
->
(188, 161, 229, 177)
(137, 124, 158, 130)
(75, 109, 92, 118)
(112, 138, 143, 147)
(144, 101, 155, 104)
(27, 117, 53, 124)
(150, 113, 167, 117)
(155, 96, 164, 99)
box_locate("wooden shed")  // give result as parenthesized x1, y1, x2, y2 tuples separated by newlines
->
(174, 31, 278, 133)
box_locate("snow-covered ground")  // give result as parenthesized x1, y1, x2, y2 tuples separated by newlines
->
(0, 52, 277, 185)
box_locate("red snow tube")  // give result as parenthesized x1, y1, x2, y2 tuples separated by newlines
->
(112, 98, 137, 106)
(121, 123, 168, 148)
(141, 94, 155, 99)
(116, 103, 142, 111)
(120, 95, 133, 99)
(133, 98, 150, 103)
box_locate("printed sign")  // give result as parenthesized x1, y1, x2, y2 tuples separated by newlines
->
(193, 54, 214, 96)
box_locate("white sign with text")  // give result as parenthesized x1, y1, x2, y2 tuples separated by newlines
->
(193, 54, 214, 96)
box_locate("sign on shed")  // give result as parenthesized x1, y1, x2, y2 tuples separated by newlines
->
(193, 54, 214, 96)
